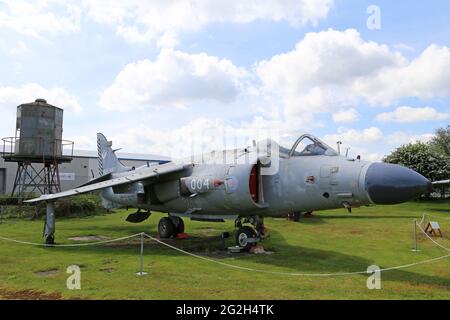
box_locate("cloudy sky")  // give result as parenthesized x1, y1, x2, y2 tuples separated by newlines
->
(0, 0, 449, 160)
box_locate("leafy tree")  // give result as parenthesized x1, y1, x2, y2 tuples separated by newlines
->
(383, 142, 450, 181)
(429, 125, 450, 157)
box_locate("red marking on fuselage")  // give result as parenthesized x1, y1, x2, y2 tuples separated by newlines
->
(249, 165, 258, 202)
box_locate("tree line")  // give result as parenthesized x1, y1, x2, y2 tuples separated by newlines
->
(383, 125, 450, 181)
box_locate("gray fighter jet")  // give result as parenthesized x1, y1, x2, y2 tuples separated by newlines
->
(27, 133, 432, 248)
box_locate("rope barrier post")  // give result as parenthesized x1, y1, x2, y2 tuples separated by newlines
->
(412, 219, 420, 252)
(136, 232, 147, 276)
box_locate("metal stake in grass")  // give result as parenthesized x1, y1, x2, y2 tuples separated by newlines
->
(411, 219, 420, 252)
(136, 232, 147, 276)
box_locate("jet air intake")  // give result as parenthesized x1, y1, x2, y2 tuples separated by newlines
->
(177, 164, 265, 213)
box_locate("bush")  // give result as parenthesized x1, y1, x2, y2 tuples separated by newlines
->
(53, 194, 102, 218)
(0, 205, 38, 220)
(383, 142, 450, 181)
(0, 197, 18, 206)
(0, 192, 40, 205)
(0, 194, 107, 221)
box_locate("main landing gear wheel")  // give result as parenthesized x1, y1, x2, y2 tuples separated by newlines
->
(173, 216, 185, 234)
(158, 216, 185, 238)
(158, 217, 175, 238)
(235, 226, 257, 251)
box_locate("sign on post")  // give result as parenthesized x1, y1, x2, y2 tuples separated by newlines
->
(425, 221, 443, 237)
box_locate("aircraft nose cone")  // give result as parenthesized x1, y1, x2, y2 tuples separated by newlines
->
(365, 163, 431, 205)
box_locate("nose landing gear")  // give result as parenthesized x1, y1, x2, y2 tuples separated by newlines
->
(235, 216, 265, 251)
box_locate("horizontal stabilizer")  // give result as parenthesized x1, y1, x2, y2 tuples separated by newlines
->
(75, 173, 112, 188)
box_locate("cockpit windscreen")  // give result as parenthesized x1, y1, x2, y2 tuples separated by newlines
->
(279, 134, 338, 157)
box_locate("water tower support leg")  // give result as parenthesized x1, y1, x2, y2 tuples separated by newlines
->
(44, 201, 56, 245)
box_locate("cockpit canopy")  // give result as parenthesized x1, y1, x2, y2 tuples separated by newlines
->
(256, 134, 338, 159)
(279, 134, 338, 158)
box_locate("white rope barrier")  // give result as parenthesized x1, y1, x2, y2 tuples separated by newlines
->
(0, 233, 143, 247)
(143, 233, 450, 277)
(415, 222, 450, 251)
(423, 213, 450, 220)
(419, 212, 426, 225)
(0, 228, 448, 277)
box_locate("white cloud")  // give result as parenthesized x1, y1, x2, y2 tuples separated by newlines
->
(65, 135, 97, 150)
(255, 29, 450, 122)
(345, 146, 383, 162)
(257, 29, 401, 91)
(376, 106, 449, 123)
(332, 108, 359, 123)
(99, 49, 249, 111)
(1, 0, 333, 45)
(387, 132, 435, 146)
(322, 127, 383, 145)
(92, 115, 289, 159)
(64, 115, 385, 163)
(0, 0, 81, 38)
(83, 0, 334, 46)
(8, 41, 29, 56)
(363, 153, 383, 162)
(354, 45, 450, 105)
(106, 118, 243, 158)
(393, 43, 414, 52)
(0, 83, 82, 112)
(321, 127, 385, 161)
(256, 29, 404, 117)
(0, 84, 81, 140)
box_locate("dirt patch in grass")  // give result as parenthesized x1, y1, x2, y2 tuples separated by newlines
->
(99, 236, 262, 259)
(68, 235, 109, 241)
(34, 268, 59, 277)
(348, 230, 365, 235)
(0, 287, 63, 300)
(101, 239, 143, 248)
(196, 227, 222, 233)
(94, 234, 277, 259)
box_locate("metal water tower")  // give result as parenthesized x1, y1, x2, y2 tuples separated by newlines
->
(1, 99, 74, 198)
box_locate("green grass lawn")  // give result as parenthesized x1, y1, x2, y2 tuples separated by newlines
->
(0, 200, 449, 299)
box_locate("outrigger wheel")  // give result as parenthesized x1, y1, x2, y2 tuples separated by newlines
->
(235, 226, 257, 251)
(158, 216, 184, 238)
(45, 235, 55, 245)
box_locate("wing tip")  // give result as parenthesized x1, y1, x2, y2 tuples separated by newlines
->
(24, 195, 51, 203)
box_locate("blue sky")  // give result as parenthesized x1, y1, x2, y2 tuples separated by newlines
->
(0, 0, 449, 160)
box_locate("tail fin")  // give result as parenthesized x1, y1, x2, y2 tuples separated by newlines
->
(97, 133, 129, 175)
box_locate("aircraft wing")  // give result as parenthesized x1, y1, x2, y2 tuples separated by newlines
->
(25, 162, 187, 203)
